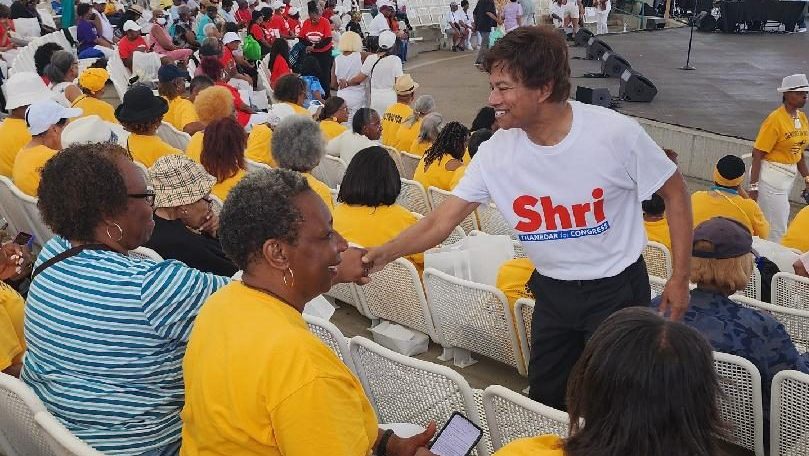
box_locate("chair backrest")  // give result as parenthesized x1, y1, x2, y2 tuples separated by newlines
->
(128, 246, 164, 261)
(383, 146, 406, 178)
(772, 272, 809, 311)
(38, 10, 57, 31)
(649, 275, 667, 298)
(771, 369, 809, 456)
(730, 294, 809, 352)
(257, 54, 271, 92)
(245, 159, 272, 173)
(514, 298, 534, 371)
(34, 412, 104, 456)
(482, 384, 568, 450)
(156, 122, 192, 151)
(423, 268, 525, 375)
(739, 264, 762, 302)
(303, 314, 356, 373)
(10, 181, 53, 246)
(106, 53, 131, 102)
(476, 203, 516, 239)
(411, 212, 465, 246)
(0, 372, 51, 456)
(0, 176, 30, 235)
(713, 351, 765, 456)
(13, 18, 41, 39)
(427, 186, 478, 233)
(642, 241, 672, 279)
(399, 152, 420, 180)
(349, 336, 486, 455)
(396, 178, 431, 216)
(355, 257, 439, 342)
(311, 155, 347, 189)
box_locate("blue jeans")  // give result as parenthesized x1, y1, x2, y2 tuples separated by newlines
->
(138, 440, 181, 456)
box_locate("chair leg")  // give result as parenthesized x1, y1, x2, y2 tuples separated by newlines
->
(438, 346, 454, 362)
(452, 347, 478, 368)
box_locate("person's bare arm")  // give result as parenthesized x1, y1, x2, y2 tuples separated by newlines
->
(749, 149, 765, 201)
(183, 121, 206, 135)
(362, 196, 480, 270)
(656, 170, 692, 320)
(797, 152, 809, 192)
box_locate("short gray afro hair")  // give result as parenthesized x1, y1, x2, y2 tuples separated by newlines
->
(271, 115, 325, 172)
(219, 169, 311, 269)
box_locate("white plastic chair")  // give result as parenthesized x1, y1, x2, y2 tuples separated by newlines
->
(514, 298, 534, 370)
(739, 264, 762, 302)
(257, 54, 271, 92)
(396, 178, 431, 216)
(423, 268, 525, 375)
(772, 272, 809, 311)
(8, 180, 53, 245)
(245, 159, 272, 173)
(399, 152, 420, 179)
(427, 186, 478, 233)
(730, 295, 809, 352)
(304, 314, 356, 373)
(482, 384, 569, 450)
(713, 351, 765, 456)
(106, 53, 131, 102)
(13, 18, 41, 39)
(37, 11, 57, 32)
(128, 246, 164, 261)
(356, 257, 440, 342)
(642, 241, 672, 279)
(0, 176, 30, 235)
(349, 336, 487, 456)
(311, 155, 347, 189)
(770, 369, 809, 456)
(156, 122, 191, 151)
(34, 412, 105, 456)
(476, 203, 516, 239)
(649, 275, 667, 298)
(411, 212, 465, 246)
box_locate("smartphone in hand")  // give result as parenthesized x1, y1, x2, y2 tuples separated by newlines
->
(428, 412, 483, 456)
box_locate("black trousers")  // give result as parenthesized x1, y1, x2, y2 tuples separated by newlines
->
(310, 51, 334, 98)
(526, 255, 651, 410)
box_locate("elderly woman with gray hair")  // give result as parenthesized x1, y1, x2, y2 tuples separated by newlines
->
(393, 95, 436, 153)
(180, 168, 435, 455)
(410, 112, 443, 157)
(45, 50, 82, 107)
(271, 115, 336, 212)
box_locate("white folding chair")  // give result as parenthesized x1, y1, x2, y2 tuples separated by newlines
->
(739, 264, 762, 302)
(514, 298, 534, 370)
(771, 369, 809, 456)
(156, 122, 191, 151)
(257, 54, 271, 92)
(642, 241, 672, 279)
(304, 314, 356, 373)
(37, 11, 57, 32)
(349, 336, 487, 456)
(11, 183, 53, 246)
(34, 412, 104, 456)
(12, 18, 41, 39)
(423, 268, 525, 374)
(476, 203, 516, 239)
(428, 186, 478, 233)
(106, 53, 131, 102)
(649, 275, 667, 298)
(311, 155, 347, 189)
(730, 295, 809, 352)
(713, 351, 765, 456)
(399, 152, 420, 180)
(772, 272, 809, 311)
(483, 384, 568, 451)
(356, 257, 440, 342)
(396, 178, 431, 216)
(0, 176, 30, 235)
(245, 159, 272, 173)
(128, 246, 164, 261)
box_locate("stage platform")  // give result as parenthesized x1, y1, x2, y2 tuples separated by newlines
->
(568, 26, 809, 141)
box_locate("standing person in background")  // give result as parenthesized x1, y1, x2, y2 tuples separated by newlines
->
(299, 1, 334, 97)
(594, 0, 609, 34)
(343, 31, 402, 117)
(381, 74, 418, 147)
(520, 0, 535, 24)
(332, 30, 367, 123)
(473, 0, 498, 67)
(749, 74, 809, 242)
(501, 0, 523, 32)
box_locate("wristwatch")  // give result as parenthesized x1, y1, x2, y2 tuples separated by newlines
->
(377, 429, 394, 456)
(748, 182, 759, 191)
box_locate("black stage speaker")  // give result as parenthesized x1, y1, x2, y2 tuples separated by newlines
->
(644, 16, 666, 29)
(619, 69, 658, 102)
(695, 10, 718, 31)
(586, 38, 613, 60)
(576, 86, 611, 108)
(574, 28, 594, 47)
(600, 52, 631, 77)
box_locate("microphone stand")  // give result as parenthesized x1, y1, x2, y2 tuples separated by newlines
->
(680, 8, 697, 70)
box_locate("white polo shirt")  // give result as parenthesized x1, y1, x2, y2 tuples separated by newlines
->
(452, 101, 677, 280)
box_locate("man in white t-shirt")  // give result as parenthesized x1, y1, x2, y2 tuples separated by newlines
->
(444, 1, 468, 51)
(363, 27, 692, 410)
(368, 0, 395, 36)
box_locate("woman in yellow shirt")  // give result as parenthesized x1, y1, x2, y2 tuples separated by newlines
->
(271, 115, 336, 212)
(72, 67, 118, 124)
(199, 117, 248, 201)
(274, 73, 311, 116)
(413, 121, 469, 191)
(334, 146, 423, 270)
(409, 112, 443, 157)
(749, 74, 809, 242)
(186, 86, 235, 162)
(393, 95, 436, 153)
(782, 205, 809, 252)
(494, 308, 724, 456)
(114, 84, 183, 167)
(317, 96, 350, 140)
(642, 193, 671, 250)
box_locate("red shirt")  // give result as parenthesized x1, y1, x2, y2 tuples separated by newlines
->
(220, 45, 236, 73)
(299, 18, 332, 53)
(118, 35, 148, 60)
(266, 14, 289, 40)
(216, 81, 251, 127)
(286, 17, 300, 36)
(270, 55, 291, 89)
(322, 6, 334, 20)
(235, 8, 252, 26)
(250, 23, 268, 42)
(283, 4, 291, 18)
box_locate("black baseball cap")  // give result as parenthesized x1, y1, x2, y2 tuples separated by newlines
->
(158, 64, 190, 83)
(692, 217, 752, 259)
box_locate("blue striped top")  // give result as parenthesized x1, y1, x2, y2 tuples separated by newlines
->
(21, 236, 229, 455)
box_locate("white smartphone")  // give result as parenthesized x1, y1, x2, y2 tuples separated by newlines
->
(428, 412, 483, 456)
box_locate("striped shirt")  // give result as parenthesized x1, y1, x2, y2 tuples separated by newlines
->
(22, 237, 229, 455)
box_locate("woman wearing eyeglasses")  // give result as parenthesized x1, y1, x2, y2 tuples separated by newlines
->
(22, 142, 229, 456)
(145, 154, 238, 277)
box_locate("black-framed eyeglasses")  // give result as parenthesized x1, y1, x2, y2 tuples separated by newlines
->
(128, 187, 156, 207)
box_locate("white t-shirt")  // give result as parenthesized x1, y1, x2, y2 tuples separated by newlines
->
(361, 53, 403, 91)
(368, 12, 390, 36)
(445, 9, 463, 28)
(452, 101, 677, 281)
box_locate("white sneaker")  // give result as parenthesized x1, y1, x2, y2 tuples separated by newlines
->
(798, 27, 807, 32)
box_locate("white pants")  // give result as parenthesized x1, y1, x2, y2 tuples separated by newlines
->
(757, 161, 797, 242)
(596, 9, 610, 34)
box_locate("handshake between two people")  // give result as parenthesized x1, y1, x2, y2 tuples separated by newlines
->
(333, 245, 391, 286)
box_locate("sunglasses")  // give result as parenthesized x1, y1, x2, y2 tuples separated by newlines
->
(128, 187, 156, 207)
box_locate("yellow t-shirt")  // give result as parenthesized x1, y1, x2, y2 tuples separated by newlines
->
(305, 172, 334, 213)
(494, 435, 565, 456)
(12, 144, 57, 196)
(753, 106, 809, 164)
(181, 282, 379, 456)
(186, 132, 204, 162)
(210, 168, 247, 201)
(320, 119, 348, 141)
(381, 102, 413, 147)
(449, 164, 467, 189)
(691, 190, 769, 239)
(496, 258, 535, 308)
(71, 95, 118, 124)
(393, 119, 422, 153)
(409, 139, 431, 157)
(782, 205, 809, 252)
(644, 217, 671, 251)
(0, 118, 31, 178)
(163, 96, 200, 132)
(284, 102, 311, 116)
(245, 124, 277, 167)
(127, 134, 183, 167)
(0, 283, 25, 372)
(333, 203, 423, 270)
(413, 154, 464, 192)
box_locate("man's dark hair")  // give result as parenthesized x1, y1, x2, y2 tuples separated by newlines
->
(34, 42, 63, 76)
(468, 129, 493, 158)
(641, 193, 665, 217)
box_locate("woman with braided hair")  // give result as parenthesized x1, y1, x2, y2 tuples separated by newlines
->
(413, 121, 469, 191)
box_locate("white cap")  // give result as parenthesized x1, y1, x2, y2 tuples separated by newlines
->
(271, 0, 283, 9)
(92, 0, 106, 5)
(25, 100, 81, 136)
(222, 31, 241, 44)
(378, 30, 396, 49)
(61, 115, 127, 148)
(123, 20, 141, 31)
(377, 0, 394, 8)
(777, 74, 809, 93)
(5, 72, 53, 111)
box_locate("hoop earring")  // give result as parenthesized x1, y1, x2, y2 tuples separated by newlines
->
(283, 268, 295, 287)
(106, 222, 124, 242)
